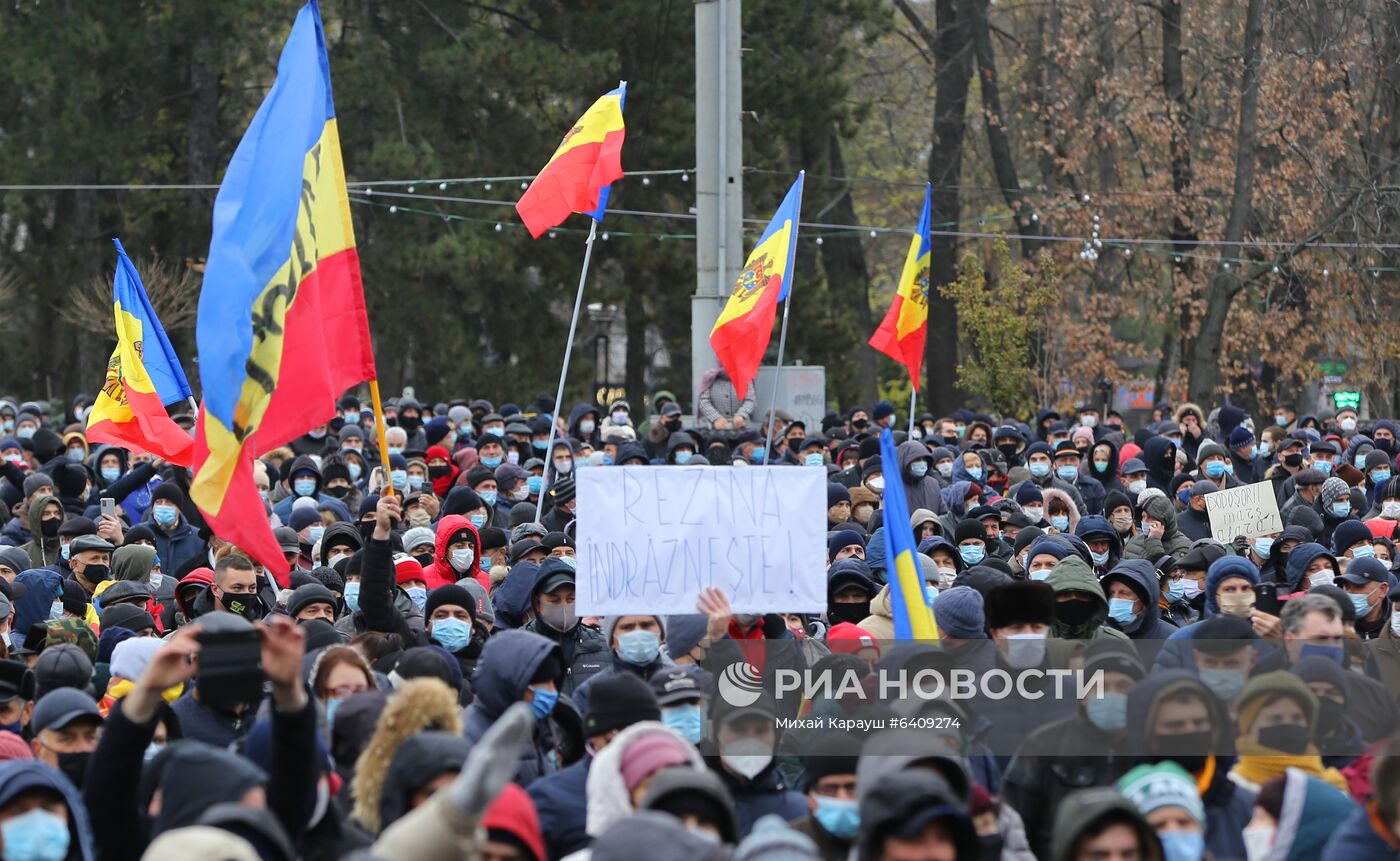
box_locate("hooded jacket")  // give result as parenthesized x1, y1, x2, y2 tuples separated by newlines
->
(464, 629, 575, 785)
(1040, 487, 1081, 535)
(1283, 542, 1335, 592)
(1046, 556, 1128, 641)
(1320, 803, 1400, 861)
(421, 515, 488, 591)
(21, 491, 62, 568)
(897, 441, 945, 514)
(520, 563, 610, 696)
(14, 567, 61, 647)
(567, 404, 603, 446)
(1122, 495, 1192, 561)
(1141, 436, 1179, 492)
(378, 731, 470, 833)
(938, 480, 982, 535)
(856, 771, 978, 861)
(1050, 788, 1162, 861)
(272, 455, 325, 521)
(583, 723, 706, 844)
(0, 760, 95, 861)
(352, 678, 463, 834)
(1102, 560, 1179, 641)
(527, 755, 592, 860)
(317, 522, 363, 568)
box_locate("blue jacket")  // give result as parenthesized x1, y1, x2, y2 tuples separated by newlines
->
(527, 756, 591, 861)
(708, 758, 807, 838)
(464, 628, 568, 785)
(1322, 805, 1400, 861)
(0, 760, 95, 861)
(148, 518, 206, 581)
(570, 651, 671, 719)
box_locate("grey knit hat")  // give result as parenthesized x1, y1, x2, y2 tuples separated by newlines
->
(1319, 476, 1351, 509)
(933, 586, 986, 639)
(731, 814, 821, 861)
(601, 614, 668, 647)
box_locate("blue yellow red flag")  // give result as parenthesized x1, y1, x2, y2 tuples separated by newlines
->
(191, 0, 376, 577)
(516, 82, 627, 238)
(878, 428, 938, 639)
(85, 239, 196, 465)
(708, 172, 804, 400)
(869, 184, 932, 390)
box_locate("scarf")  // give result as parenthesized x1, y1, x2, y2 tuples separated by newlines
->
(1232, 738, 1349, 793)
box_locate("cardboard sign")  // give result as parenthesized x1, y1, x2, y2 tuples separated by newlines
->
(1205, 480, 1283, 543)
(575, 465, 827, 615)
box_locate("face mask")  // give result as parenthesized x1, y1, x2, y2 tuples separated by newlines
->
(1243, 826, 1275, 861)
(924, 585, 939, 605)
(1330, 501, 1351, 518)
(148, 571, 164, 591)
(1023, 506, 1044, 522)
(49, 600, 63, 621)
(325, 697, 344, 727)
(1253, 537, 1274, 558)
(610, 410, 629, 425)
(1340, 417, 1358, 432)
(662, 704, 705, 744)
(55, 751, 89, 789)
(1179, 578, 1203, 599)
(936, 568, 958, 590)
(307, 525, 325, 544)
(405, 586, 427, 609)
(750, 447, 767, 463)
(1086, 692, 1129, 732)
(1218, 592, 1255, 617)
(1126, 479, 1145, 495)
(936, 462, 953, 479)
(450, 547, 475, 573)
(959, 545, 985, 565)
(1003, 632, 1047, 669)
(1159, 830, 1205, 861)
(1353, 544, 1375, 559)
(63, 447, 84, 464)
(1112, 514, 1134, 533)
(909, 428, 922, 441)
(941, 435, 959, 448)
(539, 602, 577, 632)
(1309, 570, 1335, 588)
(1281, 452, 1304, 468)
(1030, 569, 1052, 581)
(804, 453, 824, 467)
(292, 477, 317, 498)
(480, 455, 503, 469)
(813, 796, 860, 839)
(1166, 579, 1188, 601)
(672, 450, 694, 466)
(1258, 722, 1312, 755)
(80, 564, 110, 584)
(1316, 460, 1334, 475)
(1178, 489, 1193, 506)
(347, 463, 363, 486)
(3, 454, 20, 465)
(1298, 643, 1344, 665)
(998, 443, 1020, 461)
(1050, 515, 1070, 532)
(1090, 549, 1110, 567)
(153, 504, 178, 527)
(1204, 461, 1226, 478)
(343, 581, 361, 613)
(1029, 461, 1051, 478)
(1056, 465, 1078, 483)
(554, 460, 573, 475)
(432, 617, 474, 652)
(579, 420, 596, 435)
(100, 466, 120, 483)
(1373, 470, 1392, 485)
(617, 629, 661, 665)
(1223, 461, 1235, 475)
(1199, 667, 1247, 702)
(59, 544, 70, 562)
(529, 685, 559, 719)
(963, 465, 980, 481)
(866, 476, 885, 492)
(386, 446, 403, 458)
(1, 808, 70, 861)
(407, 475, 426, 492)
(16, 427, 34, 440)
(1107, 597, 1136, 624)
(1351, 590, 1375, 616)
(720, 740, 772, 780)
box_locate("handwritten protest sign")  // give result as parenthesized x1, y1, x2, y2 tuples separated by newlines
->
(575, 465, 827, 615)
(1205, 480, 1283, 543)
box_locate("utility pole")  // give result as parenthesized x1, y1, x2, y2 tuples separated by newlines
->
(692, 0, 744, 413)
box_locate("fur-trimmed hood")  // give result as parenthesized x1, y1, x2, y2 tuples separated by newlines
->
(585, 721, 705, 838)
(351, 677, 464, 834)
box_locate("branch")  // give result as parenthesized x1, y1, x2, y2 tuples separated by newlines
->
(892, 0, 939, 55)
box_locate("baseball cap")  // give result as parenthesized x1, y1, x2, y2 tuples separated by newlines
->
(30, 687, 101, 735)
(274, 527, 300, 554)
(1339, 557, 1390, 586)
(649, 667, 706, 706)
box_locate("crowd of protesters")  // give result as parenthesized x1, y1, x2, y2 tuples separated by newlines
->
(0, 385, 1393, 860)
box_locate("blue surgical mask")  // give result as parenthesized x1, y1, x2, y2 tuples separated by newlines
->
(804, 453, 824, 467)
(432, 617, 474, 652)
(406, 586, 427, 609)
(1050, 515, 1070, 532)
(348, 463, 362, 482)
(1030, 569, 1052, 581)
(480, 490, 498, 507)
(387, 446, 403, 458)
(1330, 501, 1351, 518)
(1198, 667, 1247, 702)
(1374, 470, 1392, 485)
(959, 544, 985, 565)
(964, 466, 981, 481)
(675, 450, 694, 465)
(1056, 465, 1078, 483)
(326, 697, 343, 726)
(16, 427, 34, 440)
(1259, 442, 1272, 458)
(1085, 692, 1129, 732)
(529, 685, 558, 719)
(527, 475, 544, 494)
(1224, 460, 1235, 474)
(153, 504, 178, 527)
(617, 629, 661, 665)
(343, 581, 361, 613)
(751, 447, 767, 463)
(1351, 591, 1374, 615)
(1358, 455, 1370, 469)
(1253, 537, 1274, 558)
(100, 466, 121, 483)
(143, 742, 163, 763)
(148, 572, 164, 591)
(1353, 545, 1375, 559)
(481, 455, 503, 469)
(1090, 549, 1110, 568)
(1029, 462, 1051, 478)
(662, 703, 705, 744)
(60, 544, 71, 562)
(390, 470, 408, 490)
(1, 808, 70, 861)
(601, 455, 614, 466)
(812, 796, 860, 840)
(1178, 489, 1193, 505)
(65, 448, 84, 463)
(1316, 460, 1334, 474)
(487, 426, 505, 437)
(1107, 597, 1137, 624)
(1204, 461, 1226, 478)
(408, 475, 426, 491)
(936, 462, 953, 479)
(910, 461, 930, 478)
(49, 600, 63, 620)
(533, 439, 550, 451)
(294, 478, 318, 497)
(1158, 830, 1205, 861)
(308, 525, 324, 544)
(1166, 579, 1188, 601)
(924, 585, 939, 604)
(1298, 643, 1344, 665)
(469, 513, 487, 529)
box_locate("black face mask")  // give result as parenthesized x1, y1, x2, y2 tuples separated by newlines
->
(852, 418, 869, 430)
(56, 751, 90, 789)
(414, 552, 435, 569)
(79, 564, 111, 583)
(40, 519, 60, 538)
(829, 602, 871, 626)
(399, 415, 421, 432)
(358, 521, 377, 541)
(1377, 439, 1395, 455)
(1283, 453, 1304, 468)
(942, 435, 960, 448)
(978, 835, 1004, 861)
(1315, 697, 1345, 737)
(1258, 722, 1312, 755)
(323, 485, 349, 499)
(1054, 598, 1096, 628)
(428, 465, 451, 479)
(664, 418, 682, 432)
(1151, 730, 1215, 769)
(998, 443, 1020, 461)
(222, 593, 265, 621)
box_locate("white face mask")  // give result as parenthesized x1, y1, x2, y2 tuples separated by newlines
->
(936, 568, 957, 589)
(1127, 480, 1147, 495)
(1384, 500, 1400, 520)
(554, 460, 573, 475)
(1242, 826, 1275, 861)
(1002, 632, 1047, 669)
(1080, 415, 1097, 428)
(1022, 506, 1044, 522)
(1391, 609, 1400, 637)
(579, 420, 596, 435)
(328, 552, 351, 568)
(1309, 570, 1335, 588)
(611, 411, 628, 425)
(867, 476, 885, 491)
(719, 740, 772, 780)
(450, 547, 475, 573)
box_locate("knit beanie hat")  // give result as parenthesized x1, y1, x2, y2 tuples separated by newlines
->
(1319, 477, 1351, 510)
(1116, 761, 1205, 826)
(827, 484, 852, 508)
(424, 584, 475, 621)
(732, 814, 821, 861)
(801, 731, 863, 791)
(1236, 670, 1318, 734)
(583, 673, 660, 736)
(401, 526, 435, 554)
(933, 586, 986, 639)
(619, 732, 691, 793)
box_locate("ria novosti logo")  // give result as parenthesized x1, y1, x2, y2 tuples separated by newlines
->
(718, 662, 764, 707)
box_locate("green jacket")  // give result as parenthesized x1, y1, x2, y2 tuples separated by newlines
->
(1045, 555, 1128, 642)
(1122, 494, 1192, 561)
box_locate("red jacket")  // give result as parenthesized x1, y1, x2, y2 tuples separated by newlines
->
(420, 514, 489, 591)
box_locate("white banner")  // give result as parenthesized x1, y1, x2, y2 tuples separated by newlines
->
(1205, 479, 1283, 543)
(575, 465, 828, 615)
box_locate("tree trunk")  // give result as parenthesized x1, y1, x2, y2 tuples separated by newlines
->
(1187, 0, 1266, 403)
(897, 0, 973, 414)
(816, 134, 879, 406)
(624, 285, 647, 408)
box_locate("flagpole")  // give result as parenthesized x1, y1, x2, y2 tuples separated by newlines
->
(761, 174, 804, 468)
(536, 219, 599, 522)
(369, 379, 394, 498)
(908, 388, 917, 436)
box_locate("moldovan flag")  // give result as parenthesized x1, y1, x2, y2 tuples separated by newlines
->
(516, 82, 627, 238)
(191, 0, 376, 578)
(85, 239, 196, 466)
(878, 428, 938, 640)
(869, 184, 931, 389)
(708, 172, 804, 400)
